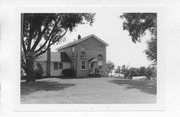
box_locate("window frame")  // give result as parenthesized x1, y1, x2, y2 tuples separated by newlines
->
(81, 60, 86, 70)
(80, 46, 85, 55)
(98, 47, 103, 57)
(54, 62, 59, 70)
(59, 62, 63, 69)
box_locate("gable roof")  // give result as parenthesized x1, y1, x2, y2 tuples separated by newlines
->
(36, 52, 70, 62)
(56, 34, 108, 50)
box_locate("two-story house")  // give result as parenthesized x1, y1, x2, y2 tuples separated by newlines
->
(57, 34, 108, 77)
(36, 34, 108, 78)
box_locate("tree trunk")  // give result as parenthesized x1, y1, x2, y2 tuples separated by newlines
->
(25, 58, 35, 82)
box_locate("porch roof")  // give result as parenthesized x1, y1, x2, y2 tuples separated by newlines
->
(36, 52, 70, 62)
(88, 58, 98, 62)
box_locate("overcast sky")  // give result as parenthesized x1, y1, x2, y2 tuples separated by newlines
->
(51, 12, 152, 68)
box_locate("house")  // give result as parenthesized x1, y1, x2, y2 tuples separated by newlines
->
(57, 34, 108, 77)
(37, 34, 108, 77)
(36, 50, 71, 76)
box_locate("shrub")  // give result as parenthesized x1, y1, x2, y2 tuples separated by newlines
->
(34, 63, 43, 79)
(21, 68, 26, 80)
(62, 68, 75, 77)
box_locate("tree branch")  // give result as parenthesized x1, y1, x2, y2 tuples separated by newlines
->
(34, 20, 59, 53)
(27, 18, 33, 51)
(21, 38, 27, 54)
(31, 28, 44, 51)
(35, 29, 67, 57)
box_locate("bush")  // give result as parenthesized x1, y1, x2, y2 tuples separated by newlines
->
(34, 63, 43, 79)
(62, 68, 75, 77)
(21, 68, 26, 80)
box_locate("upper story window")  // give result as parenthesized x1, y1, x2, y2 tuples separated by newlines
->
(81, 46, 85, 55)
(98, 47, 103, 57)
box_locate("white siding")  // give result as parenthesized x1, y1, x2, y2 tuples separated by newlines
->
(50, 62, 71, 76)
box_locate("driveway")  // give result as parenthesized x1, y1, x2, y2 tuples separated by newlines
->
(21, 78, 156, 104)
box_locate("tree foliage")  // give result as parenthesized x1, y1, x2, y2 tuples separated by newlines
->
(22, 13, 95, 58)
(106, 60, 115, 76)
(21, 13, 95, 82)
(115, 65, 156, 80)
(145, 37, 157, 64)
(120, 13, 157, 65)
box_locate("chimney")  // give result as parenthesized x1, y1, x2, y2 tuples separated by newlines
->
(78, 34, 81, 40)
(47, 48, 51, 77)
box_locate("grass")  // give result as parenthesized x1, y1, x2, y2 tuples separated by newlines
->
(110, 79, 157, 95)
(21, 80, 75, 96)
(21, 78, 156, 104)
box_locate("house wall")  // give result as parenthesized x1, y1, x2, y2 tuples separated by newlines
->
(38, 61, 71, 77)
(50, 62, 71, 76)
(76, 37, 107, 77)
(58, 36, 107, 78)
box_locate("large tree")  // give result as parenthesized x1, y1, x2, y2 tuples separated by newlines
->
(120, 13, 157, 65)
(21, 13, 95, 82)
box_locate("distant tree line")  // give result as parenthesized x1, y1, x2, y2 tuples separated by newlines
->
(114, 65, 156, 80)
(107, 61, 157, 80)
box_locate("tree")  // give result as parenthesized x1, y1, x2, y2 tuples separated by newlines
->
(144, 66, 157, 80)
(106, 60, 115, 76)
(114, 66, 121, 76)
(120, 65, 129, 79)
(145, 37, 157, 65)
(139, 66, 146, 76)
(120, 13, 157, 65)
(21, 13, 95, 82)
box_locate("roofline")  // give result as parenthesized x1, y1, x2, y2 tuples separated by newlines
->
(56, 34, 108, 51)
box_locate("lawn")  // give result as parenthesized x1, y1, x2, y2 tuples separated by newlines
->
(21, 78, 156, 104)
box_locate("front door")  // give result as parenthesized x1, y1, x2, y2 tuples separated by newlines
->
(89, 61, 98, 74)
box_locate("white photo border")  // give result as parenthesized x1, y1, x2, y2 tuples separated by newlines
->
(1, 5, 166, 112)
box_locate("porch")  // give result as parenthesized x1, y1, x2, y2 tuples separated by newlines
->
(88, 58, 103, 77)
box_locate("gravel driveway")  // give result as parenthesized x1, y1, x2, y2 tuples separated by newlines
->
(21, 78, 156, 104)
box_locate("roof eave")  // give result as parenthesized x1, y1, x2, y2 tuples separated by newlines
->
(56, 34, 109, 50)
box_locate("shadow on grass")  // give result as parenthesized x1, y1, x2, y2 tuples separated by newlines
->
(21, 81, 75, 96)
(110, 80, 157, 95)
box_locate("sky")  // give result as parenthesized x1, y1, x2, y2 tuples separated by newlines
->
(51, 11, 152, 68)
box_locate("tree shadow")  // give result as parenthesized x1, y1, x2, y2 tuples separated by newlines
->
(110, 79, 157, 95)
(21, 81, 75, 96)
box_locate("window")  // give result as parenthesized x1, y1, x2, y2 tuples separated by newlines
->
(54, 62, 58, 70)
(54, 62, 63, 70)
(81, 46, 85, 55)
(81, 60, 86, 70)
(98, 47, 103, 57)
(98, 51, 103, 57)
(59, 62, 63, 69)
(98, 61, 103, 70)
